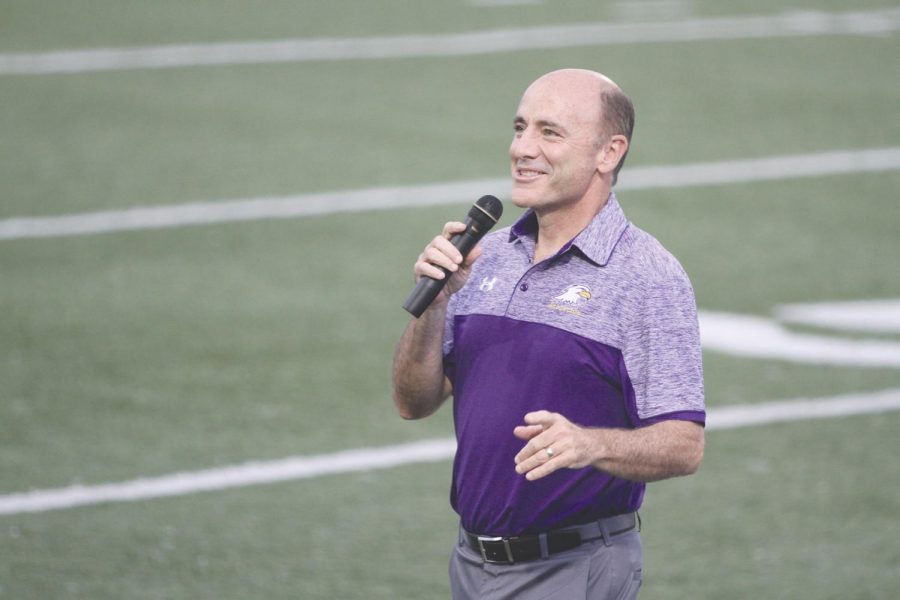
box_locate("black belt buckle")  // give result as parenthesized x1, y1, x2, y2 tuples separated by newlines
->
(476, 535, 515, 564)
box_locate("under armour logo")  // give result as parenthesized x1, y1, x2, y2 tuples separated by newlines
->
(480, 276, 498, 292)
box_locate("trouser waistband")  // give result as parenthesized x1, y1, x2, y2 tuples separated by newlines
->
(462, 512, 639, 564)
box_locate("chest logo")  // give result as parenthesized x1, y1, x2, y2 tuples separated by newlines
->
(549, 284, 592, 316)
(554, 285, 592, 304)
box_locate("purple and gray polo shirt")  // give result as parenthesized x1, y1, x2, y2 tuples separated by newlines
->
(442, 193, 705, 537)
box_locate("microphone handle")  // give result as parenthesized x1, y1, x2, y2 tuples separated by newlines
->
(402, 221, 484, 318)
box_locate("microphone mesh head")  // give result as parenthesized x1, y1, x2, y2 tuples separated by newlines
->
(473, 195, 503, 223)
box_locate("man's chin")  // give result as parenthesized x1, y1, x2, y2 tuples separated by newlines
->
(510, 188, 539, 209)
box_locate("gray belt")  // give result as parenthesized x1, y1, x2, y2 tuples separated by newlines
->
(463, 512, 639, 564)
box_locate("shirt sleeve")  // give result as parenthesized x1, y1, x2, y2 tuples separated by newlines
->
(441, 288, 462, 383)
(442, 291, 460, 358)
(623, 275, 706, 425)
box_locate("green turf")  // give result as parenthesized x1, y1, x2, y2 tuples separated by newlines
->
(2, 17, 898, 218)
(1, 1, 895, 51)
(3, 173, 898, 490)
(2, 1, 899, 598)
(643, 411, 900, 600)
(1, 413, 897, 599)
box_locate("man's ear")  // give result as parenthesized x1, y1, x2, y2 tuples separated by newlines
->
(596, 134, 629, 176)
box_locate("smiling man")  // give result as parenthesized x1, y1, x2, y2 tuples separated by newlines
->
(393, 69, 705, 599)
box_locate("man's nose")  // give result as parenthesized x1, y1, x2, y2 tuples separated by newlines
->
(510, 130, 538, 160)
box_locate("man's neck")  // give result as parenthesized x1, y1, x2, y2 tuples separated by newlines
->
(532, 192, 611, 263)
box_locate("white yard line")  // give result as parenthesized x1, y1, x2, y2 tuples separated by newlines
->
(1, 9, 898, 75)
(1, 388, 899, 516)
(775, 299, 900, 334)
(2, 146, 899, 241)
(706, 389, 900, 430)
(0, 438, 459, 517)
(698, 311, 900, 368)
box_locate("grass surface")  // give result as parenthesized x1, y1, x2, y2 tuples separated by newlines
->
(2, 1, 899, 598)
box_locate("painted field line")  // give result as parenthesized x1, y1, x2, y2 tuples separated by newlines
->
(775, 299, 900, 334)
(707, 389, 900, 430)
(0, 438, 457, 517)
(1, 388, 899, 516)
(699, 310, 900, 368)
(1, 8, 898, 75)
(2, 146, 899, 241)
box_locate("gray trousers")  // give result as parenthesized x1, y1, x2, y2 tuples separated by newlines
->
(449, 528, 643, 600)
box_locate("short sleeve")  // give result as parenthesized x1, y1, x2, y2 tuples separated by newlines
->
(441, 288, 463, 383)
(623, 276, 705, 425)
(442, 291, 460, 358)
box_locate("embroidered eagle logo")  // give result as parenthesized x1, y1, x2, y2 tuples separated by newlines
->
(554, 285, 592, 304)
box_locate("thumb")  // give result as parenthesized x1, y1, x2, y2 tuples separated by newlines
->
(460, 244, 483, 269)
(446, 244, 483, 296)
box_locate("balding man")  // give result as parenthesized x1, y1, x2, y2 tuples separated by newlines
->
(393, 69, 705, 599)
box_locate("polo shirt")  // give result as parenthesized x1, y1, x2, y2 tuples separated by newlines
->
(442, 193, 705, 537)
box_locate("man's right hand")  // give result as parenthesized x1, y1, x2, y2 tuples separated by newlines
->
(394, 222, 473, 418)
(413, 221, 483, 304)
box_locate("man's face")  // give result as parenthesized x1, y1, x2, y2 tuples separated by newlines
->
(509, 77, 605, 212)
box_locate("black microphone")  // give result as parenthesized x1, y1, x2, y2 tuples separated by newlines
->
(402, 195, 503, 318)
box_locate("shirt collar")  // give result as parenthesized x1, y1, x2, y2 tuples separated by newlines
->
(508, 193, 630, 266)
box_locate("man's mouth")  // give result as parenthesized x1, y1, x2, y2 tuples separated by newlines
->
(514, 166, 547, 180)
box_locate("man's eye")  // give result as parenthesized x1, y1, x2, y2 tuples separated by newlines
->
(543, 129, 559, 137)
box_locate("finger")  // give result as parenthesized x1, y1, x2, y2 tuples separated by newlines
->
(422, 244, 459, 272)
(523, 449, 569, 481)
(441, 221, 468, 239)
(414, 225, 465, 277)
(513, 430, 554, 466)
(414, 242, 460, 281)
(431, 235, 464, 265)
(516, 442, 570, 479)
(513, 412, 559, 463)
(523, 410, 558, 427)
(414, 256, 450, 281)
(512, 424, 543, 441)
(514, 443, 552, 474)
(415, 262, 447, 281)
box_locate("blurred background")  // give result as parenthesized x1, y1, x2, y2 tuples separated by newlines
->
(1, 1, 898, 598)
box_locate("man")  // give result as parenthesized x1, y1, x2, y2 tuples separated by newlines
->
(392, 69, 705, 599)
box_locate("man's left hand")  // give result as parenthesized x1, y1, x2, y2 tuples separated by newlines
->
(513, 411, 600, 481)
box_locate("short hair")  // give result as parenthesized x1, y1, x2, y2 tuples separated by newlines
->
(598, 88, 635, 186)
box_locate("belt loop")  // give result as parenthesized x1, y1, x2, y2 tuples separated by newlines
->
(538, 533, 550, 559)
(597, 518, 613, 547)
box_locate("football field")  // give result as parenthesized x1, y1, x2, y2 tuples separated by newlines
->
(1, 1, 899, 598)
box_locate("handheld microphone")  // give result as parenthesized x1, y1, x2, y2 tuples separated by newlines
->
(402, 195, 503, 318)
